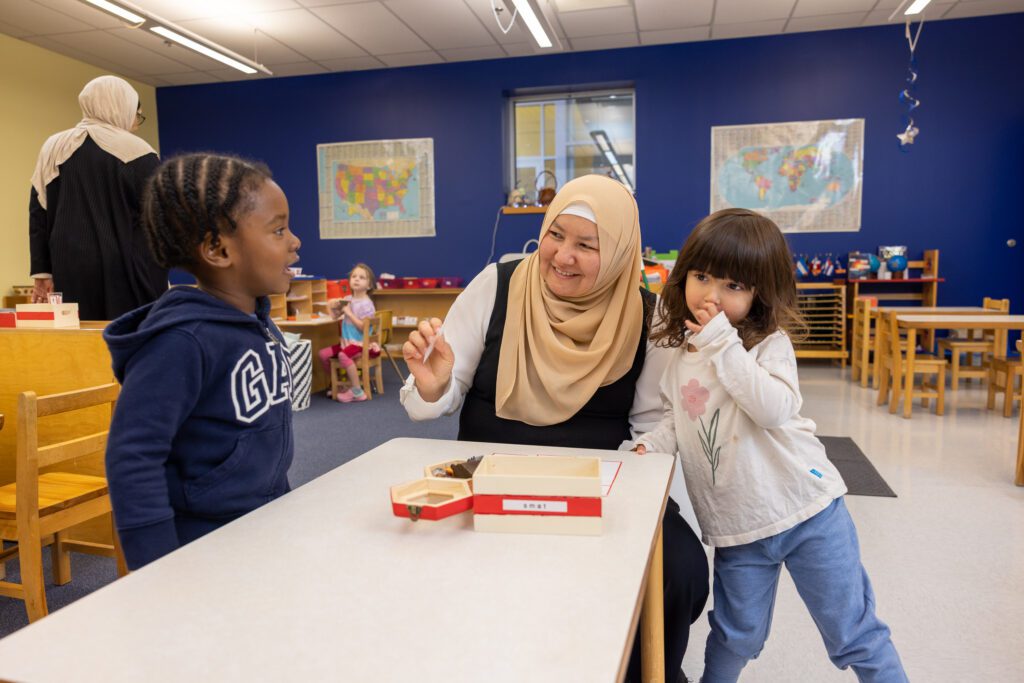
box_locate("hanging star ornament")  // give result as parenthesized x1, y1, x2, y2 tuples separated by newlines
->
(897, 124, 919, 145)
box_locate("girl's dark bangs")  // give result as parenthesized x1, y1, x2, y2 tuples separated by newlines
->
(689, 220, 762, 287)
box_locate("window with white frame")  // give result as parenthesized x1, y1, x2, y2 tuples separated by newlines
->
(509, 89, 636, 201)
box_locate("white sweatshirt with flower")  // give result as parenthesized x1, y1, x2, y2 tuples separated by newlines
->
(635, 312, 847, 547)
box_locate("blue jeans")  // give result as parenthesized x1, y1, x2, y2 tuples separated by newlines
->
(702, 498, 907, 683)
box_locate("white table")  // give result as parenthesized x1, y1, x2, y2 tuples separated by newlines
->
(0, 438, 675, 683)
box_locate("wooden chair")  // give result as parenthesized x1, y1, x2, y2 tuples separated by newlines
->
(850, 297, 875, 387)
(375, 309, 407, 383)
(987, 356, 1023, 417)
(0, 383, 127, 622)
(937, 297, 1010, 390)
(330, 314, 384, 400)
(876, 311, 946, 418)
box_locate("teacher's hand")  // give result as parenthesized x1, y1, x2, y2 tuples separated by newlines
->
(403, 317, 454, 403)
(31, 277, 53, 304)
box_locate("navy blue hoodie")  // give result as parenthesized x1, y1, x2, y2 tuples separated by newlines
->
(104, 287, 294, 569)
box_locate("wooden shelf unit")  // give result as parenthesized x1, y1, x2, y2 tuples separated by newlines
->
(272, 278, 327, 321)
(846, 249, 941, 308)
(501, 206, 548, 214)
(795, 282, 848, 366)
(372, 288, 463, 347)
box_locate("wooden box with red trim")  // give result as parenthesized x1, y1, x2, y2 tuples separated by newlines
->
(472, 454, 602, 536)
(390, 453, 603, 535)
(15, 303, 80, 329)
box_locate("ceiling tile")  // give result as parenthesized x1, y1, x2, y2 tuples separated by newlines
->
(260, 61, 330, 76)
(0, 18, 32, 37)
(634, 0, 713, 31)
(438, 45, 507, 62)
(712, 19, 788, 39)
(377, 50, 445, 67)
(176, 17, 307, 65)
(46, 30, 195, 74)
(557, 6, 637, 38)
(0, 0, 96, 35)
(715, 0, 797, 25)
(31, 0, 128, 29)
(316, 55, 387, 71)
(569, 32, 640, 50)
(500, 42, 537, 56)
(384, 0, 496, 49)
(791, 0, 874, 17)
(247, 8, 368, 60)
(639, 26, 711, 45)
(311, 2, 430, 54)
(786, 11, 869, 33)
(21, 35, 151, 82)
(944, 0, 1024, 19)
(131, 0, 303, 23)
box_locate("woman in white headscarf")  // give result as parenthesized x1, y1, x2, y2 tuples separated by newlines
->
(29, 75, 166, 320)
(400, 174, 709, 683)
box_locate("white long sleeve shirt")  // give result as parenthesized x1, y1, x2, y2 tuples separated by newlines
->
(636, 312, 846, 547)
(399, 263, 671, 442)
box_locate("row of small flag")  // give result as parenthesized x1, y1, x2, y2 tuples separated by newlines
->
(794, 254, 844, 279)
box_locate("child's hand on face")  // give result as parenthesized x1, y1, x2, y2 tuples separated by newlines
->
(684, 301, 720, 335)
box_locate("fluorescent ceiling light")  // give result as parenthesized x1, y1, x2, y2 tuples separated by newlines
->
(77, 0, 270, 75)
(590, 130, 634, 192)
(151, 26, 257, 74)
(509, 0, 561, 50)
(904, 0, 933, 15)
(84, 0, 143, 24)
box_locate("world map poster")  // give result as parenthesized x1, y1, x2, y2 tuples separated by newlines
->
(317, 138, 435, 239)
(710, 119, 863, 233)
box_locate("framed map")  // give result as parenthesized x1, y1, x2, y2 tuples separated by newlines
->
(710, 119, 864, 233)
(317, 138, 435, 239)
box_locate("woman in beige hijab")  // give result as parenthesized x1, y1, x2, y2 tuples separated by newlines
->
(400, 174, 708, 682)
(29, 75, 166, 320)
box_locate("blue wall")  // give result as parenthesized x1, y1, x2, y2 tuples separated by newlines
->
(157, 14, 1024, 308)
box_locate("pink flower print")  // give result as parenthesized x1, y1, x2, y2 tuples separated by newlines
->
(680, 379, 710, 421)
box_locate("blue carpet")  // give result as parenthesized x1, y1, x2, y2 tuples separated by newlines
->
(0, 370, 457, 637)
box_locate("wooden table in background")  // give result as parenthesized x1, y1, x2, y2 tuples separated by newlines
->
(277, 316, 339, 394)
(0, 438, 675, 683)
(895, 315, 1024, 419)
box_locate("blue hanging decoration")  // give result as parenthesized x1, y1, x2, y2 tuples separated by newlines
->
(897, 18, 924, 151)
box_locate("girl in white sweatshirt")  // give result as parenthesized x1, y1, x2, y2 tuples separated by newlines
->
(633, 209, 906, 683)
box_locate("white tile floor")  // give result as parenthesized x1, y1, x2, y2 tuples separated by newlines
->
(679, 364, 1024, 682)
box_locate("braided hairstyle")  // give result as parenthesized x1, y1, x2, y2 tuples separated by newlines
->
(142, 153, 273, 269)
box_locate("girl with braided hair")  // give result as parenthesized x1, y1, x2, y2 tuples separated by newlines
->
(103, 152, 301, 569)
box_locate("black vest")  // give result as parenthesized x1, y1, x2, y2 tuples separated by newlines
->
(458, 260, 654, 450)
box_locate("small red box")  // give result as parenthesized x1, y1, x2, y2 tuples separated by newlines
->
(377, 278, 402, 289)
(417, 278, 439, 288)
(391, 478, 473, 521)
(440, 277, 463, 288)
(0, 310, 16, 328)
(401, 277, 420, 288)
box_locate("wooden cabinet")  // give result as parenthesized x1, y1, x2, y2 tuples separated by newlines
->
(795, 283, 848, 366)
(372, 289, 463, 347)
(270, 278, 327, 322)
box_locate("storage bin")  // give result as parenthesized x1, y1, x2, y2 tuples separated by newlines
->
(417, 278, 440, 288)
(401, 277, 420, 288)
(440, 277, 463, 288)
(378, 277, 402, 289)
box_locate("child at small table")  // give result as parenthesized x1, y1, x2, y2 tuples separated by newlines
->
(104, 153, 300, 569)
(319, 262, 379, 402)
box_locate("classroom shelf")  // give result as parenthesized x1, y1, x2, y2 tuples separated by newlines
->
(795, 282, 848, 367)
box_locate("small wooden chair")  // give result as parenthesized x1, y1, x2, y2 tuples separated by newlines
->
(375, 309, 407, 383)
(0, 383, 128, 622)
(876, 311, 946, 418)
(330, 314, 384, 400)
(987, 355, 1023, 417)
(850, 297, 875, 387)
(937, 297, 1009, 390)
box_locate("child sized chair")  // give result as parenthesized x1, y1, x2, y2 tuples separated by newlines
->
(0, 383, 128, 622)
(850, 297, 876, 387)
(987, 354, 1023, 417)
(329, 314, 384, 400)
(374, 309, 407, 383)
(937, 297, 1010, 390)
(876, 311, 947, 418)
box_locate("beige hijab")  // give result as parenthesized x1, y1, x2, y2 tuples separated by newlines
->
(31, 75, 156, 210)
(495, 174, 644, 426)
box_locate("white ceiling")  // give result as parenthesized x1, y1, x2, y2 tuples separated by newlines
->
(1, 0, 1022, 86)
